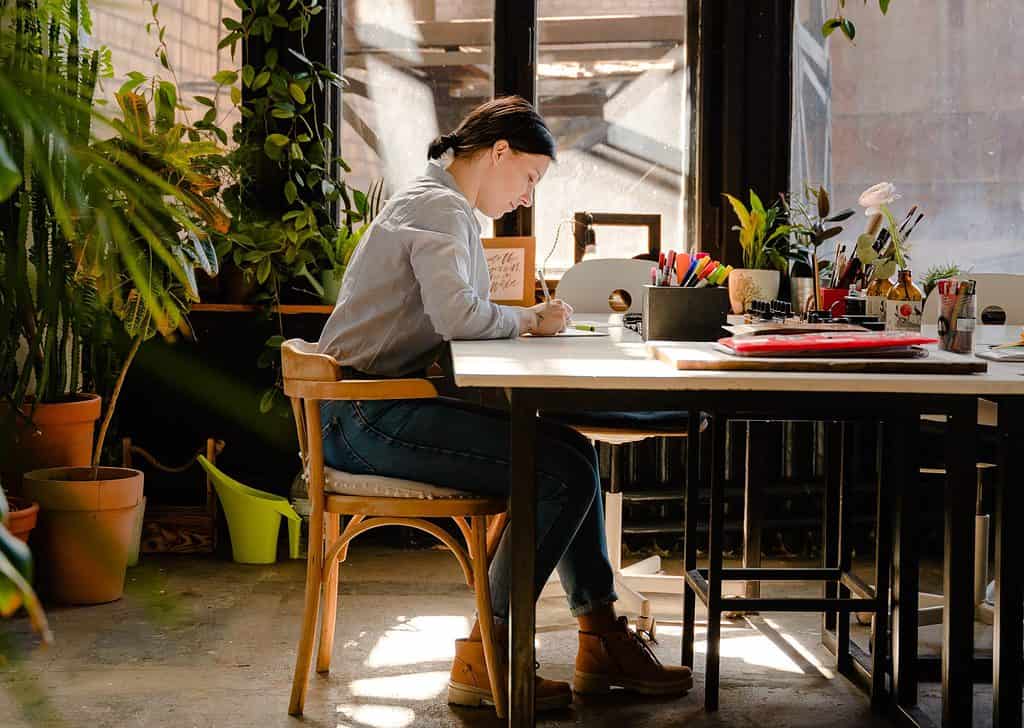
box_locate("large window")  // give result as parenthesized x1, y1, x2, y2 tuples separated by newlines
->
(793, 0, 1024, 277)
(341, 1, 495, 234)
(535, 3, 689, 272)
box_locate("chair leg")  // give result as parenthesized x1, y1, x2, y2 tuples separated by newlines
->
(289, 507, 325, 716)
(472, 516, 507, 719)
(317, 513, 341, 674)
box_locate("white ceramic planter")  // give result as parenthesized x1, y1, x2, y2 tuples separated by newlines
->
(728, 269, 781, 314)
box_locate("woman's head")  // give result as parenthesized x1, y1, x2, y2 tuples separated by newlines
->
(428, 96, 556, 219)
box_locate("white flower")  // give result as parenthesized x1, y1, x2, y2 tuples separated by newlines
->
(858, 182, 900, 216)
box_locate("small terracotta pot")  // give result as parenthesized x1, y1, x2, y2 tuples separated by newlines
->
(22, 466, 144, 605)
(5, 497, 39, 544)
(1, 394, 102, 494)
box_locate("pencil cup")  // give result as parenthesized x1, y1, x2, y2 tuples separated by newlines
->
(642, 285, 731, 342)
(938, 286, 976, 355)
(820, 287, 849, 317)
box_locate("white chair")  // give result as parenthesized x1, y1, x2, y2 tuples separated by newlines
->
(541, 258, 693, 632)
(553, 258, 653, 315)
(918, 273, 1023, 626)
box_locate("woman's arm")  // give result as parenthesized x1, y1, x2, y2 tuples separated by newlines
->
(409, 220, 520, 339)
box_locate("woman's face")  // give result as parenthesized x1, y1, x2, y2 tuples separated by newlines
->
(476, 140, 551, 219)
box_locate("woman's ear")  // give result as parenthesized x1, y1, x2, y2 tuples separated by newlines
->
(491, 139, 510, 165)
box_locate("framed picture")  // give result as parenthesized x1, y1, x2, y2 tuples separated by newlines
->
(481, 236, 536, 307)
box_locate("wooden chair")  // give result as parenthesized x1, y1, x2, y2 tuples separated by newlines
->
(281, 339, 509, 717)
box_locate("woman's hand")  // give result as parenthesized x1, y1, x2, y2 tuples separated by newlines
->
(520, 299, 573, 336)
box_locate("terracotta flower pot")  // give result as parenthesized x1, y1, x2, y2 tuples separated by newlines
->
(5, 497, 39, 544)
(22, 466, 144, 605)
(1, 394, 102, 494)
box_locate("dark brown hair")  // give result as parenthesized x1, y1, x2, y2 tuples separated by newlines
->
(427, 96, 557, 162)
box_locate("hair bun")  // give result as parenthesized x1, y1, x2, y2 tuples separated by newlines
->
(427, 132, 460, 160)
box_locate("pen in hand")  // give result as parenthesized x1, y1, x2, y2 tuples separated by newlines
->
(537, 268, 552, 303)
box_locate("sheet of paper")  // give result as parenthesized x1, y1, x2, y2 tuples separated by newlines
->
(485, 247, 525, 301)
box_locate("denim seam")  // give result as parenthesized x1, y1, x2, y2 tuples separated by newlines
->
(327, 414, 377, 474)
(350, 401, 577, 495)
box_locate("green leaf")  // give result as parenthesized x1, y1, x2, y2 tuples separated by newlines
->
(265, 335, 285, 348)
(213, 69, 238, 86)
(289, 83, 306, 104)
(855, 233, 879, 264)
(194, 95, 216, 107)
(266, 133, 289, 146)
(284, 180, 297, 204)
(257, 257, 272, 284)
(822, 17, 843, 37)
(266, 48, 279, 68)
(842, 18, 856, 40)
(230, 85, 242, 105)
(242, 65, 255, 87)
(259, 388, 276, 414)
(749, 189, 765, 216)
(722, 193, 751, 231)
(825, 209, 855, 223)
(0, 138, 21, 202)
(879, 0, 890, 14)
(252, 70, 271, 89)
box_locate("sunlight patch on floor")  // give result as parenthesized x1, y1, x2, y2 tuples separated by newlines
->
(365, 616, 470, 668)
(336, 703, 417, 728)
(347, 670, 450, 701)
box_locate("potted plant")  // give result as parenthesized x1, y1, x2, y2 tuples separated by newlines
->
(722, 189, 795, 313)
(781, 185, 856, 311)
(5, 0, 232, 604)
(0, 490, 51, 645)
(319, 178, 384, 304)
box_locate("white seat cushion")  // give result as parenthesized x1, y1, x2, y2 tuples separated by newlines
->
(320, 467, 474, 499)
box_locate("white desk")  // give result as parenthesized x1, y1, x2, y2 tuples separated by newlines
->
(450, 322, 1024, 728)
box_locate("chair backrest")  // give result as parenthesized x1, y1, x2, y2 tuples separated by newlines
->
(554, 258, 653, 314)
(922, 273, 1024, 325)
(280, 339, 439, 502)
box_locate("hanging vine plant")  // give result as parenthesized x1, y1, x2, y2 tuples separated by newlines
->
(211, 0, 355, 304)
(823, 0, 891, 42)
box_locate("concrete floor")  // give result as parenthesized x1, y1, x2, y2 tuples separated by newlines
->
(0, 547, 1007, 727)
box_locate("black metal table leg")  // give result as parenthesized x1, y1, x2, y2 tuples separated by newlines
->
(681, 410, 701, 669)
(891, 413, 921, 710)
(704, 413, 727, 712)
(823, 421, 843, 638)
(943, 399, 977, 728)
(836, 422, 854, 676)
(872, 420, 895, 712)
(993, 396, 1023, 728)
(508, 392, 537, 728)
(744, 422, 771, 600)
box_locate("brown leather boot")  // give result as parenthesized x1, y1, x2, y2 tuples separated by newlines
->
(448, 638, 573, 711)
(574, 616, 693, 696)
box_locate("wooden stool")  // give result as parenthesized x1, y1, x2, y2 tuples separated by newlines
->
(282, 340, 509, 717)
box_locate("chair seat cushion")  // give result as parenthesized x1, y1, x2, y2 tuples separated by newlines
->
(543, 410, 690, 432)
(320, 467, 473, 499)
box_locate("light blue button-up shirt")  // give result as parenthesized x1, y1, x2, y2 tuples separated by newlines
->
(317, 162, 521, 376)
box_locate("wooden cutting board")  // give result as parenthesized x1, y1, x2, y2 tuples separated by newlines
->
(649, 342, 989, 374)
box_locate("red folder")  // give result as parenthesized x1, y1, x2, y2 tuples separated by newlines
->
(718, 331, 938, 357)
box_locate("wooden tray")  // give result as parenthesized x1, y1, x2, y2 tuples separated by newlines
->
(650, 342, 989, 375)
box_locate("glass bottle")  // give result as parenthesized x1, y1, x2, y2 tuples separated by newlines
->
(883, 269, 924, 331)
(864, 276, 893, 320)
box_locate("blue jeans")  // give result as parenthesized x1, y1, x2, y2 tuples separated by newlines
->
(320, 397, 618, 621)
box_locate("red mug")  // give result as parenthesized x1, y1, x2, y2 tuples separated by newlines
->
(820, 287, 849, 317)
